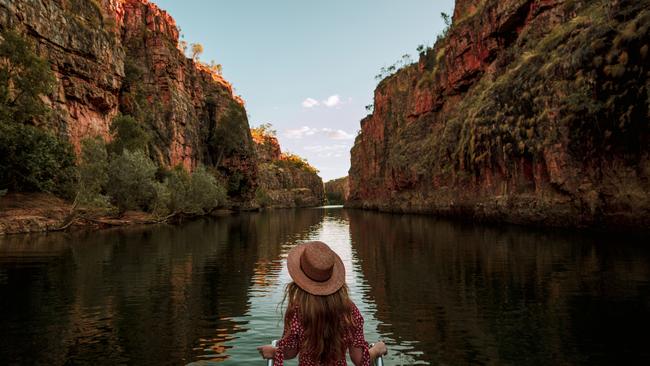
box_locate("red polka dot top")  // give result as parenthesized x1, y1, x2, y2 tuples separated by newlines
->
(273, 302, 371, 366)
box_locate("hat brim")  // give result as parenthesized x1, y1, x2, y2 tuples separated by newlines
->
(287, 242, 346, 296)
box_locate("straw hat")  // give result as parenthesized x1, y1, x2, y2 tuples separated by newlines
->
(287, 241, 345, 296)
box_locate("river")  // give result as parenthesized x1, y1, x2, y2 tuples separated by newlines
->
(1, 207, 649, 365)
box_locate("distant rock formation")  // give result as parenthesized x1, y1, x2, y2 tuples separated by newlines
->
(0, 0, 257, 206)
(252, 128, 325, 208)
(348, 0, 650, 228)
(325, 177, 349, 205)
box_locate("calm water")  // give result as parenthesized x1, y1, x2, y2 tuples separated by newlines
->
(1, 207, 649, 365)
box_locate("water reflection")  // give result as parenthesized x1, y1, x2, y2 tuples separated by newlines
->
(347, 210, 650, 365)
(0, 209, 324, 365)
(0, 208, 649, 365)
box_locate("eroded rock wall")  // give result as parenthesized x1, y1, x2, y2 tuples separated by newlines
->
(349, 0, 650, 228)
(254, 133, 325, 208)
(0, 0, 257, 205)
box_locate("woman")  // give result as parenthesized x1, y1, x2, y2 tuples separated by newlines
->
(257, 241, 387, 365)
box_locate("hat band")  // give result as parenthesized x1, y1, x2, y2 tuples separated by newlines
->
(300, 254, 333, 282)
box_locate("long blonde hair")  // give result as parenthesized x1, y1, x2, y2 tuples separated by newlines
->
(282, 282, 355, 364)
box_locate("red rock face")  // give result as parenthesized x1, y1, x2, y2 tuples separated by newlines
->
(348, 0, 650, 228)
(0, 0, 124, 151)
(1, 0, 258, 203)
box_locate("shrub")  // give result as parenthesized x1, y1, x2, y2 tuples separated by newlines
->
(165, 165, 192, 212)
(164, 165, 226, 214)
(78, 137, 111, 208)
(255, 187, 273, 207)
(251, 123, 277, 138)
(106, 150, 157, 213)
(0, 122, 77, 197)
(279, 153, 319, 174)
(188, 166, 226, 213)
(107, 114, 150, 155)
(151, 181, 172, 217)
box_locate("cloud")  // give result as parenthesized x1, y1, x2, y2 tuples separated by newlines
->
(284, 127, 356, 140)
(284, 126, 319, 139)
(322, 128, 355, 140)
(303, 144, 349, 158)
(302, 98, 320, 108)
(323, 95, 341, 108)
(302, 95, 347, 108)
(303, 144, 349, 153)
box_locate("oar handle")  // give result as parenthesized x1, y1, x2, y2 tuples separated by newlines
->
(376, 355, 384, 366)
(266, 340, 278, 366)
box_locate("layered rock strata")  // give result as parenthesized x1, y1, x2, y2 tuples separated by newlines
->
(348, 0, 650, 228)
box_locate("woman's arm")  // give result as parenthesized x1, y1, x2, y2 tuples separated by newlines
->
(350, 342, 387, 365)
(256, 345, 298, 360)
(369, 342, 387, 361)
(259, 309, 301, 365)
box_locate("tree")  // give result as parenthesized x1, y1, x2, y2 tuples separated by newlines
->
(106, 150, 157, 213)
(78, 137, 110, 207)
(441, 12, 451, 27)
(0, 122, 77, 196)
(0, 30, 55, 124)
(107, 114, 150, 155)
(251, 123, 276, 137)
(164, 165, 226, 214)
(0, 30, 78, 197)
(191, 43, 203, 61)
(209, 60, 223, 75)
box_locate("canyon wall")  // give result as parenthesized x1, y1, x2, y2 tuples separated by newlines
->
(0, 0, 257, 205)
(349, 0, 650, 228)
(324, 177, 349, 205)
(253, 132, 325, 208)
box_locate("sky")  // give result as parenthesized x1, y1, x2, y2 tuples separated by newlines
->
(154, 0, 455, 181)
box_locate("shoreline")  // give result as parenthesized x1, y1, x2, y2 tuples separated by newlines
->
(0, 193, 331, 236)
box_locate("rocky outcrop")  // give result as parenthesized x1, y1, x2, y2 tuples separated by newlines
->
(349, 0, 650, 228)
(324, 177, 349, 205)
(0, 0, 257, 205)
(253, 131, 325, 208)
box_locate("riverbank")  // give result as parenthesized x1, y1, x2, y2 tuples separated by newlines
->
(0, 193, 237, 236)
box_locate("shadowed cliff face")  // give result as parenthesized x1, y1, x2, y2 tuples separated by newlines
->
(253, 132, 325, 208)
(349, 0, 650, 228)
(324, 176, 350, 205)
(0, 0, 258, 203)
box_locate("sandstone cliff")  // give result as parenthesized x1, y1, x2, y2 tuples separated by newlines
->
(325, 177, 349, 205)
(349, 0, 650, 228)
(252, 130, 325, 208)
(0, 0, 257, 205)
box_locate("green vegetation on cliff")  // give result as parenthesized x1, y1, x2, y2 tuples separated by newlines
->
(251, 124, 325, 208)
(0, 30, 77, 197)
(350, 0, 650, 227)
(77, 119, 227, 216)
(324, 177, 349, 205)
